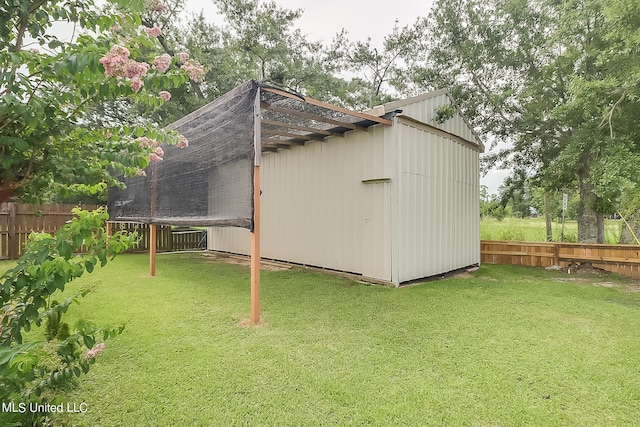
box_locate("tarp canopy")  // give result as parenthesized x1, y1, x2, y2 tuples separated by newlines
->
(107, 80, 391, 229)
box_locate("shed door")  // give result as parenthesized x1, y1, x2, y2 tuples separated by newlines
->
(361, 180, 392, 282)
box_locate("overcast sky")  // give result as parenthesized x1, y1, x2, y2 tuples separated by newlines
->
(182, 0, 507, 194)
(186, 0, 432, 46)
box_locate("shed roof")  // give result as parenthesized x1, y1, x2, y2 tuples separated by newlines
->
(258, 85, 392, 152)
(167, 81, 393, 154)
(368, 89, 485, 152)
(169, 81, 482, 153)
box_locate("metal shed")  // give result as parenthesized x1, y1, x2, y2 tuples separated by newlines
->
(208, 87, 484, 286)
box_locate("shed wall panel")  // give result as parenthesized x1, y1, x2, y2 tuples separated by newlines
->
(396, 121, 480, 282)
(209, 125, 393, 282)
(396, 93, 479, 146)
(208, 96, 481, 285)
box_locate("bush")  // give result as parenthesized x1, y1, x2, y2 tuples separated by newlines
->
(0, 208, 137, 426)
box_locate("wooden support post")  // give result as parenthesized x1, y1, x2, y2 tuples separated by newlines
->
(105, 221, 112, 250)
(250, 165, 261, 324)
(150, 163, 157, 277)
(150, 224, 157, 276)
(8, 203, 17, 259)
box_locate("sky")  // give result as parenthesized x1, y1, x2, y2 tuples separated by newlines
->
(182, 0, 508, 194)
(186, 0, 433, 47)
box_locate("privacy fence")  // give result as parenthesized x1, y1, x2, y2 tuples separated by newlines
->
(0, 203, 206, 260)
(0, 203, 99, 260)
(481, 240, 640, 279)
(108, 223, 207, 253)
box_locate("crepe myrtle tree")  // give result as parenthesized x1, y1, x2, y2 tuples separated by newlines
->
(0, 0, 204, 203)
(0, 208, 136, 426)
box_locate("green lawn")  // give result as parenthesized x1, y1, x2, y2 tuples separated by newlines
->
(4, 254, 640, 426)
(481, 216, 623, 243)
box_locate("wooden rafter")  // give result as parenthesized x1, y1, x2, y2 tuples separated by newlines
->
(262, 138, 294, 147)
(261, 118, 344, 137)
(260, 102, 366, 131)
(261, 86, 392, 126)
(262, 128, 324, 141)
(258, 84, 393, 153)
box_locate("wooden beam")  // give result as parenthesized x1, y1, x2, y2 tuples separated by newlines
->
(261, 118, 343, 137)
(250, 165, 261, 324)
(150, 164, 157, 277)
(8, 203, 17, 260)
(482, 250, 555, 258)
(261, 102, 365, 131)
(106, 221, 112, 250)
(261, 86, 393, 126)
(149, 224, 157, 276)
(262, 138, 294, 148)
(558, 254, 640, 265)
(262, 128, 324, 141)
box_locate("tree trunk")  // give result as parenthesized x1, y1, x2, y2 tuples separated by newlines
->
(577, 156, 604, 243)
(620, 209, 640, 244)
(596, 212, 605, 244)
(544, 191, 553, 242)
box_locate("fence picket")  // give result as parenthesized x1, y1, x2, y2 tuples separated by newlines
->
(481, 240, 640, 279)
(0, 203, 206, 260)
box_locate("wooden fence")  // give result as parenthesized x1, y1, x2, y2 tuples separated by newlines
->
(1, 203, 99, 260)
(481, 240, 640, 279)
(108, 223, 207, 253)
(0, 203, 207, 260)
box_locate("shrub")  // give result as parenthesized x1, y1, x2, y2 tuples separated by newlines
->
(0, 208, 137, 426)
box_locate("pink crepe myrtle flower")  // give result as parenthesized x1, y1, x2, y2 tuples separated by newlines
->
(180, 59, 206, 82)
(176, 134, 189, 148)
(86, 343, 106, 359)
(136, 136, 159, 149)
(152, 53, 171, 73)
(159, 90, 171, 101)
(150, 152, 163, 162)
(100, 44, 150, 89)
(99, 44, 131, 77)
(145, 26, 162, 38)
(176, 52, 189, 63)
(109, 44, 130, 57)
(124, 61, 149, 79)
(130, 77, 144, 93)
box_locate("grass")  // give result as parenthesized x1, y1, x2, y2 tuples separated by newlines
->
(481, 216, 623, 243)
(3, 254, 640, 426)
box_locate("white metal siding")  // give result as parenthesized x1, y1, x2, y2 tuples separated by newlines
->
(394, 93, 480, 146)
(209, 92, 481, 285)
(396, 120, 480, 282)
(209, 125, 394, 282)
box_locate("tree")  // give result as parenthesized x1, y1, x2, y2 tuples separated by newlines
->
(328, 22, 424, 109)
(0, 0, 201, 203)
(418, 0, 640, 243)
(125, 0, 357, 127)
(208, 0, 345, 100)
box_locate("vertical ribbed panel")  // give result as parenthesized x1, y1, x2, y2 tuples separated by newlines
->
(396, 93, 480, 146)
(208, 94, 481, 284)
(396, 121, 480, 283)
(209, 125, 393, 282)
